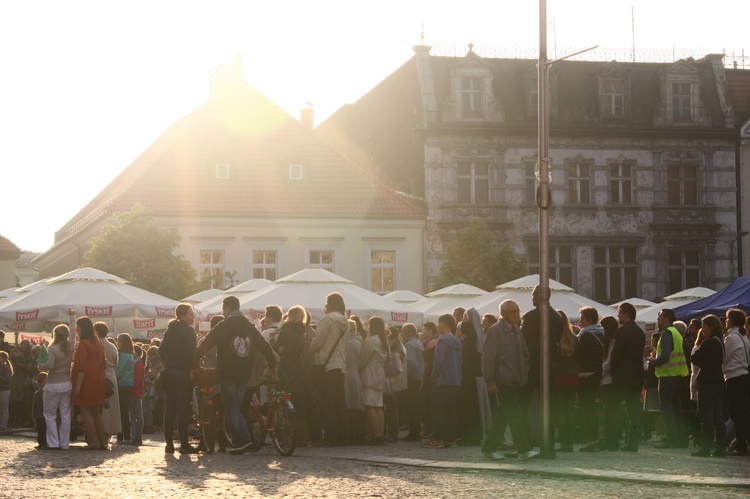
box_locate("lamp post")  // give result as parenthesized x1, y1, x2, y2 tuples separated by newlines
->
(731, 231, 749, 278)
(537, 0, 596, 458)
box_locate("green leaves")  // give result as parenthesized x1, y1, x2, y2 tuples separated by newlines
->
(84, 204, 199, 299)
(434, 218, 526, 292)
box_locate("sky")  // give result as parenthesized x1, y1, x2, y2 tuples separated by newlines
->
(1, 0, 747, 254)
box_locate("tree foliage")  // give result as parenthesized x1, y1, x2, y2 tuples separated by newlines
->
(434, 218, 527, 292)
(84, 204, 199, 300)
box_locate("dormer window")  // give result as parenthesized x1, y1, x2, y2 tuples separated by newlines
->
(289, 164, 303, 180)
(653, 61, 708, 127)
(215, 163, 230, 179)
(601, 78, 626, 118)
(672, 82, 692, 120)
(462, 77, 484, 117)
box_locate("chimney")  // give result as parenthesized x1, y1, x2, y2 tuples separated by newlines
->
(300, 104, 314, 129)
(209, 65, 229, 98)
(230, 51, 244, 86)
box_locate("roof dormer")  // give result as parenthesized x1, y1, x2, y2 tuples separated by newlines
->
(652, 60, 710, 127)
(448, 45, 503, 123)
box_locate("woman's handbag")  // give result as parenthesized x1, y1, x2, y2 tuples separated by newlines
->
(311, 324, 348, 387)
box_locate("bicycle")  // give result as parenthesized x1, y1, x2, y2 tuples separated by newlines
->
(195, 368, 221, 454)
(222, 379, 296, 456)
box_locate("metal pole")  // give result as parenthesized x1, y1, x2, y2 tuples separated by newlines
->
(537, 0, 553, 459)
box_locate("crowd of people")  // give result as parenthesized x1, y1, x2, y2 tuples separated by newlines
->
(0, 288, 748, 462)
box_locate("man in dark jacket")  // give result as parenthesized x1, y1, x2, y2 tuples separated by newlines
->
(194, 296, 276, 455)
(604, 302, 646, 452)
(520, 285, 563, 450)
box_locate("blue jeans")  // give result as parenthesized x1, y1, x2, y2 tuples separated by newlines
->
(221, 381, 251, 446)
(658, 376, 686, 445)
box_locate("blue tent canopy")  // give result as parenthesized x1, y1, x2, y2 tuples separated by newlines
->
(673, 277, 750, 321)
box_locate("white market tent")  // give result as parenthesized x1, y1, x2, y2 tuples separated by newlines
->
(408, 283, 488, 323)
(230, 269, 419, 325)
(181, 288, 223, 305)
(637, 286, 716, 334)
(0, 287, 18, 300)
(196, 278, 274, 314)
(0, 267, 182, 340)
(463, 274, 617, 326)
(383, 290, 426, 304)
(611, 297, 657, 310)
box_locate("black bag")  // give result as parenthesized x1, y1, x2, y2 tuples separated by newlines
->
(105, 378, 115, 399)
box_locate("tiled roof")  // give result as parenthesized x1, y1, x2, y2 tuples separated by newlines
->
(62, 82, 425, 235)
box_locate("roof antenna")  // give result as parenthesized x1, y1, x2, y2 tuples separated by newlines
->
(420, 22, 425, 45)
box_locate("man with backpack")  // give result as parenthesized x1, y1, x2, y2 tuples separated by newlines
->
(194, 295, 277, 455)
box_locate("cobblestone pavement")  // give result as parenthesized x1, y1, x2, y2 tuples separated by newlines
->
(1, 434, 749, 498)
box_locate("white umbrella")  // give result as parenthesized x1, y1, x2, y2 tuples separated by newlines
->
(196, 278, 274, 314)
(409, 284, 488, 323)
(637, 287, 716, 335)
(611, 297, 657, 310)
(233, 268, 420, 325)
(463, 274, 617, 326)
(0, 267, 180, 340)
(383, 290, 426, 304)
(0, 287, 18, 300)
(181, 288, 223, 305)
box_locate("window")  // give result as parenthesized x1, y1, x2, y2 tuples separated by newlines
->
(289, 164, 303, 180)
(528, 86, 539, 117)
(602, 78, 625, 118)
(610, 161, 632, 205)
(199, 250, 225, 289)
(527, 245, 573, 287)
(525, 161, 537, 204)
(667, 164, 698, 206)
(668, 250, 700, 295)
(309, 250, 334, 272)
(370, 250, 395, 293)
(594, 247, 637, 303)
(457, 161, 490, 204)
(215, 164, 230, 179)
(568, 161, 590, 204)
(672, 82, 692, 120)
(462, 77, 483, 117)
(252, 250, 277, 280)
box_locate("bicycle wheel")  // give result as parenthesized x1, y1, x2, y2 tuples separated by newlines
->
(247, 407, 266, 451)
(271, 400, 296, 456)
(199, 396, 217, 454)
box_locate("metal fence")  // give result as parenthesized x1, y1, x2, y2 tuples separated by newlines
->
(430, 43, 747, 69)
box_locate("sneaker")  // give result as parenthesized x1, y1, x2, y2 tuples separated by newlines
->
(420, 440, 444, 448)
(483, 451, 505, 460)
(518, 450, 540, 460)
(228, 441, 254, 455)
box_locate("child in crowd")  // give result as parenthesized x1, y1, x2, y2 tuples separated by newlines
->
(33, 372, 48, 449)
(129, 345, 146, 446)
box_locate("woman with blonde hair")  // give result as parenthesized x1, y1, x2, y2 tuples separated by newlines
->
(359, 317, 388, 444)
(37, 312, 76, 449)
(552, 310, 579, 452)
(275, 305, 309, 444)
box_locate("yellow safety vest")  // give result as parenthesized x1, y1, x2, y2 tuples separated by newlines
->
(655, 326, 689, 378)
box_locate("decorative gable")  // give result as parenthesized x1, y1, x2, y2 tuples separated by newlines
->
(652, 60, 710, 127)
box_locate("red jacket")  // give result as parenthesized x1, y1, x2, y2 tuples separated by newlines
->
(131, 358, 146, 398)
